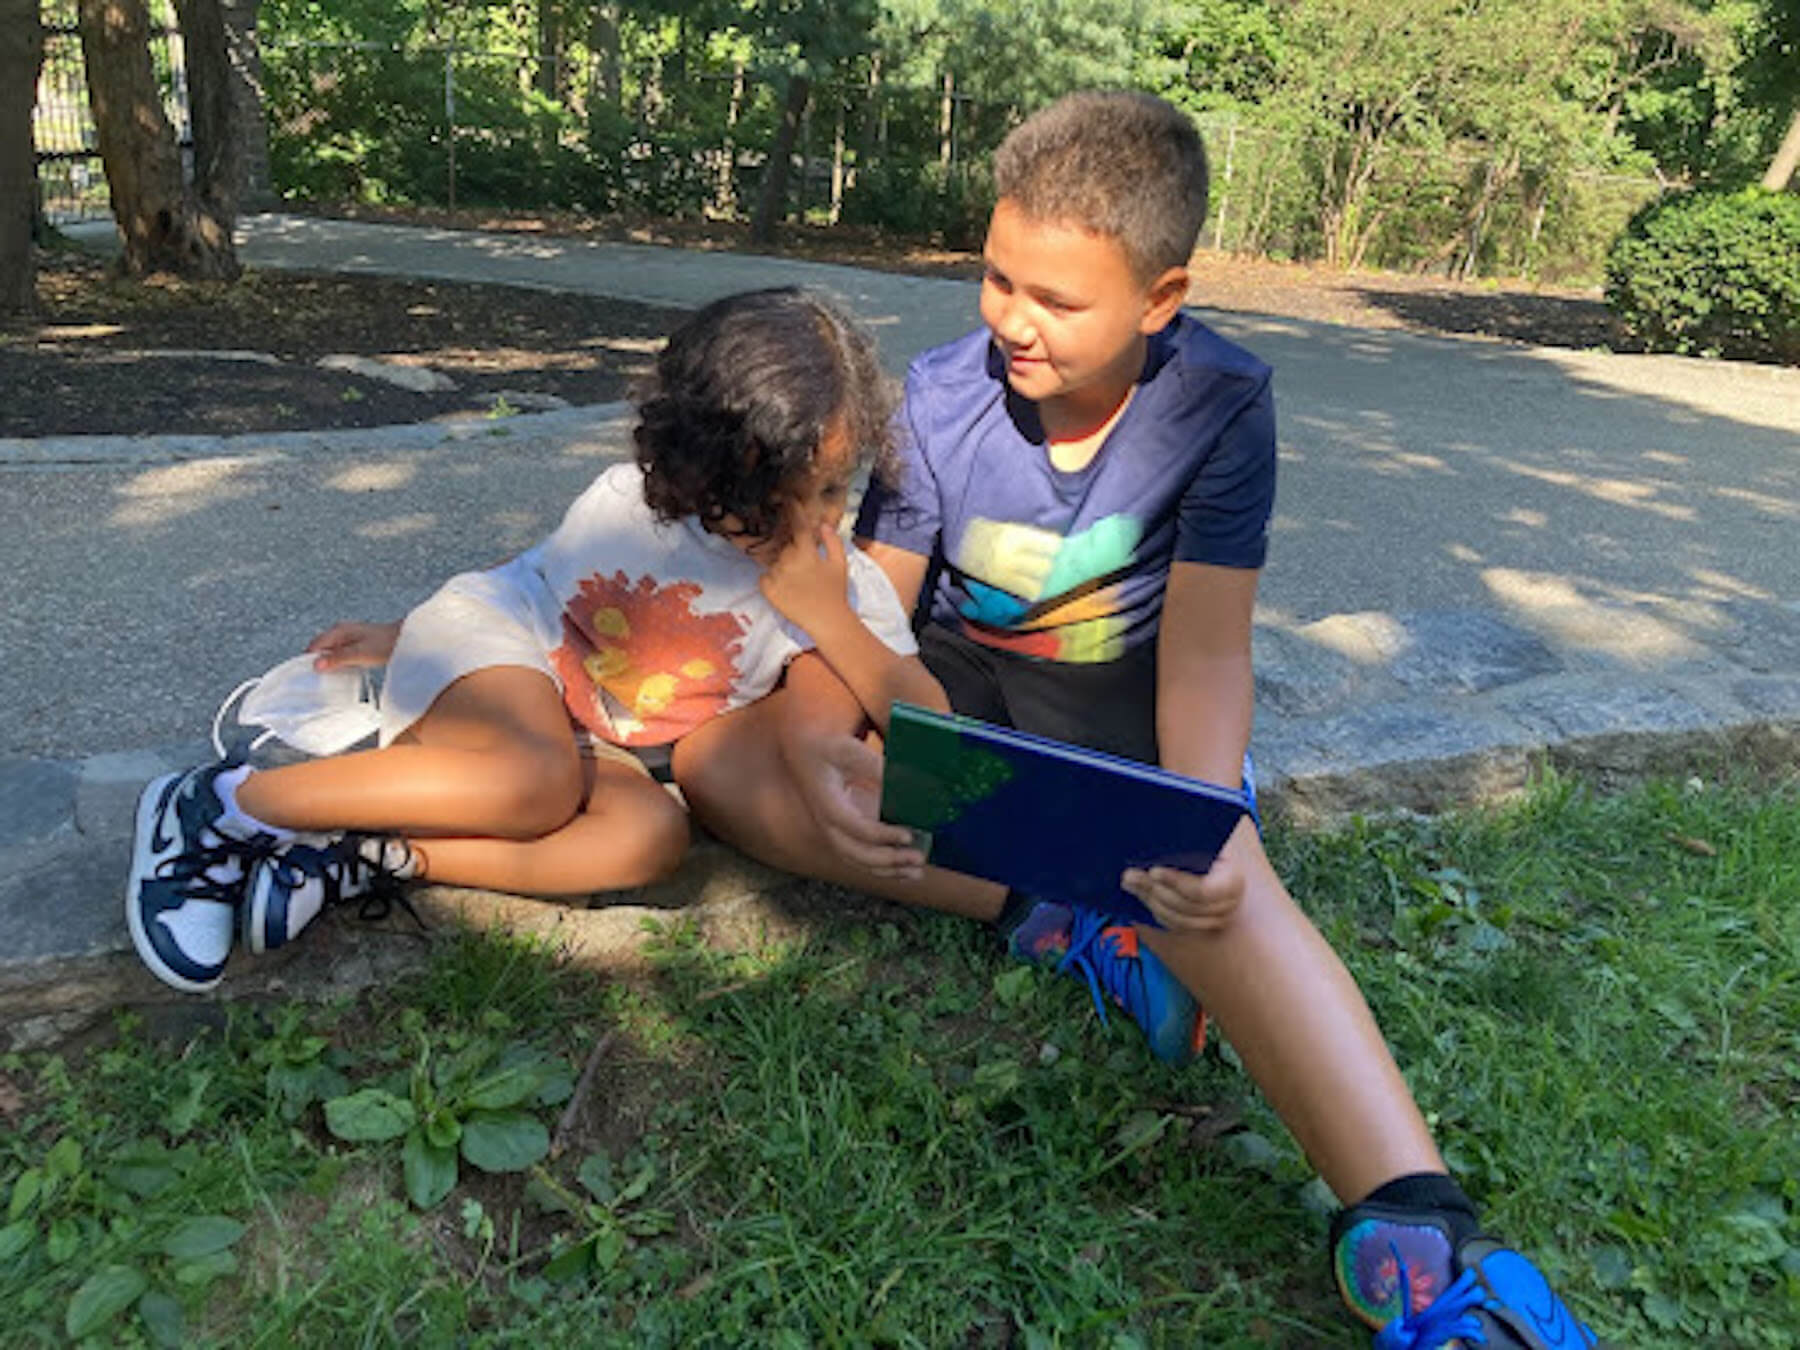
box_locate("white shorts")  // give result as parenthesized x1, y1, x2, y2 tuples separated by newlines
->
(379, 571, 651, 778)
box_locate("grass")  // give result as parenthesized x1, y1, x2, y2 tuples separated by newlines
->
(2, 769, 1797, 1347)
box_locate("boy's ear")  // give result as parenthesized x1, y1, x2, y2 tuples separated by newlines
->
(1139, 265, 1190, 334)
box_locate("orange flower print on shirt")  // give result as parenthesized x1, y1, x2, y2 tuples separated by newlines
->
(549, 572, 746, 746)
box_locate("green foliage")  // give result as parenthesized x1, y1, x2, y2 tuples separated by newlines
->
(4, 773, 1797, 1343)
(1605, 186, 1800, 359)
(247, 0, 1800, 281)
(320, 1021, 572, 1208)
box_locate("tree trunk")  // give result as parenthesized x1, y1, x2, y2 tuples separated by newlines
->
(749, 72, 810, 244)
(536, 0, 563, 102)
(78, 0, 239, 279)
(222, 0, 271, 208)
(1763, 106, 1800, 192)
(0, 0, 46, 313)
(174, 0, 242, 221)
(587, 2, 620, 114)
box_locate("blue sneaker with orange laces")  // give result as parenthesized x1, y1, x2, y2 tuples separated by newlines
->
(1005, 901, 1208, 1065)
(1332, 1204, 1606, 1348)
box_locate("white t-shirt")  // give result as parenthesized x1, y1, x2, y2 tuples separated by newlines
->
(380, 463, 917, 748)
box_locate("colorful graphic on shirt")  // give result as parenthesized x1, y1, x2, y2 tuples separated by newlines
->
(950, 513, 1141, 662)
(550, 571, 746, 745)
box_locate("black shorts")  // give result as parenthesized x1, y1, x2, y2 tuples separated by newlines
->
(918, 622, 1160, 765)
(918, 622, 1260, 817)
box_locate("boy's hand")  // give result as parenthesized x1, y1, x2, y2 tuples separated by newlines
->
(1121, 851, 1246, 933)
(787, 731, 926, 880)
(307, 621, 401, 670)
(759, 522, 853, 636)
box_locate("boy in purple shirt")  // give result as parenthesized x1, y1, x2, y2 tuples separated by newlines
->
(675, 91, 1606, 1348)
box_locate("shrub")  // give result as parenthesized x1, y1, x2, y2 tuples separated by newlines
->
(1605, 187, 1800, 362)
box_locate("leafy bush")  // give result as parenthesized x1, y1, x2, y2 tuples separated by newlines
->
(839, 158, 995, 248)
(1605, 188, 1800, 362)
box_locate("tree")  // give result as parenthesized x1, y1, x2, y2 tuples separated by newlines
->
(1765, 107, 1800, 186)
(0, 0, 46, 312)
(1754, 0, 1800, 187)
(79, 0, 240, 278)
(730, 0, 880, 243)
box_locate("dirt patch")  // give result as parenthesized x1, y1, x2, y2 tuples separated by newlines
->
(0, 250, 684, 439)
(4, 210, 1628, 440)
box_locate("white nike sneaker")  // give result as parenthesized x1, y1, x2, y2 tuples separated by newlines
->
(124, 762, 275, 993)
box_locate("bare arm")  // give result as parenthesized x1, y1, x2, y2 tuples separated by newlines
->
(1155, 561, 1259, 785)
(774, 652, 928, 878)
(762, 526, 947, 731)
(1121, 561, 1261, 930)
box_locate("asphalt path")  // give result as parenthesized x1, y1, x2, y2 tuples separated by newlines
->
(6, 215, 1797, 760)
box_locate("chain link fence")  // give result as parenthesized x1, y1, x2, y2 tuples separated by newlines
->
(33, 0, 192, 224)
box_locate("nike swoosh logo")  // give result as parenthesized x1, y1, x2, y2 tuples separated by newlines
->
(147, 776, 184, 853)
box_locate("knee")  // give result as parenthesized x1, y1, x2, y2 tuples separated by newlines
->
(487, 744, 585, 839)
(670, 749, 728, 819)
(634, 788, 691, 884)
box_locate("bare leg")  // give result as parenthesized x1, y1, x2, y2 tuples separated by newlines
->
(415, 756, 688, 894)
(237, 667, 587, 838)
(672, 693, 1006, 922)
(677, 686, 1441, 1203)
(236, 667, 687, 894)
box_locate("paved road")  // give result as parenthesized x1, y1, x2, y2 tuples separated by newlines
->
(4, 214, 1796, 995)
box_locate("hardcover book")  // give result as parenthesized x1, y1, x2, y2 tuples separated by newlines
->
(879, 702, 1251, 927)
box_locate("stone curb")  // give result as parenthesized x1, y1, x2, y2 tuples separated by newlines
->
(5, 685, 1794, 1050)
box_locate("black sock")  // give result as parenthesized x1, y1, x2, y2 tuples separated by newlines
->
(994, 887, 1035, 935)
(1358, 1172, 1481, 1245)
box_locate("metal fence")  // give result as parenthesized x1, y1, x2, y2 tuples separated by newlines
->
(33, 0, 191, 224)
(35, 20, 1664, 280)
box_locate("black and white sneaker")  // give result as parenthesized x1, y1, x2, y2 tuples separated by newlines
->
(243, 833, 418, 954)
(125, 762, 275, 993)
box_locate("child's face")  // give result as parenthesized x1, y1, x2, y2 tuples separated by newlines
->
(979, 197, 1181, 415)
(723, 416, 857, 564)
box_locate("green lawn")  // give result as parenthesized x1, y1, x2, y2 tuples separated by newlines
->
(4, 769, 1797, 1347)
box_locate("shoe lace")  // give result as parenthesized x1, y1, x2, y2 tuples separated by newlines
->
(156, 839, 256, 903)
(1373, 1246, 1486, 1350)
(1055, 906, 1138, 1031)
(270, 835, 425, 930)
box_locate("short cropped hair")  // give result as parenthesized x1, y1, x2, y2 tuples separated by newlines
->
(992, 90, 1209, 279)
(634, 288, 897, 547)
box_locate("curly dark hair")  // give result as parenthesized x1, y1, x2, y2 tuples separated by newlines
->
(633, 288, 898, 547)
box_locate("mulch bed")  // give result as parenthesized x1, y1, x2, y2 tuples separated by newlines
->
(0, 251, 684, 439)
(1, 212, 1625, 440)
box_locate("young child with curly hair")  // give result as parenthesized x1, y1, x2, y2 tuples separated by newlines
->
(125, 288, 946, 994)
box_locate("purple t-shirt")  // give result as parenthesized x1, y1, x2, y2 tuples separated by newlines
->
(855, 312, 1276, 664)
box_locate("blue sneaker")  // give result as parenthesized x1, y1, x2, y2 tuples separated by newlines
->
(244, 833, 418, 954)
(1008, 903, 1206, 1065)
(1332, 1205, 1606, 1348)
(125, 762, 275, 993)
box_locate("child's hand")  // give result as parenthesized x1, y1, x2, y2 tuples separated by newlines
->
(787, 731, 926, 880)
(759, 523, 853, 635)
(307, 621, 401, 670)
(1120, 852, 1246, 933)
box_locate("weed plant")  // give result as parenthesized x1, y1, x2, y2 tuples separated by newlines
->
(1, 771, 1795, 1346)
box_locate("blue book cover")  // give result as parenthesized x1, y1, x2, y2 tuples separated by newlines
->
(879, 702, 1251, 927)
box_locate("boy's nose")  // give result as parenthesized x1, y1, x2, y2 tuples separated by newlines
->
(990, 301, 1035, 349)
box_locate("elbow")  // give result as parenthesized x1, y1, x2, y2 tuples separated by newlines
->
(896, 660, 950, 715)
